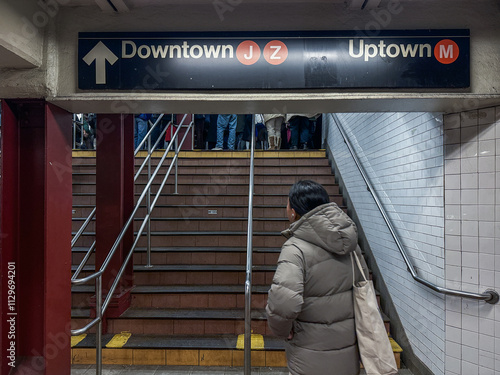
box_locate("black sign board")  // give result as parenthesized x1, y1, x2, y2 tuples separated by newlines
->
(78, 30, 470, 90)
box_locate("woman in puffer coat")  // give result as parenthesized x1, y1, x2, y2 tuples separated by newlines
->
(266, 180, 367, 375)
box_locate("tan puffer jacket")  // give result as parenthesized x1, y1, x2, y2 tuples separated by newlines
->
(266, 202, 366, 375)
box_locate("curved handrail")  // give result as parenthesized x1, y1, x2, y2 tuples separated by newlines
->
(332, 114, 499, 305)
(244, 116, 256, 375)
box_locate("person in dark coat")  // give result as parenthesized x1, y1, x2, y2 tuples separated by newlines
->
(266, 180, 368, 375)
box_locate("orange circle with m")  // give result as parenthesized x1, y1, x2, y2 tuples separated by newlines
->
(236, 41, 261, 65)
(263, 40, 288, 65)
(434, 39, 459, 64)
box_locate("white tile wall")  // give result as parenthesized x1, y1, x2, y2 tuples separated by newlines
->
(443, 106, 500, 375)
(325, 106, 500, 375)
(325, 112, 447, 374)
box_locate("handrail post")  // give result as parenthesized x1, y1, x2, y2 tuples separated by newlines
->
(244, 115, 256, 375)
(73, 114, 76, 149)
(174, 126, 179, 195)
(146, 130, 152, 267)
(96, 275, 103, 375)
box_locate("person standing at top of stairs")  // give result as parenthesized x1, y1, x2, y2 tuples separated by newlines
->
(212, 114, 237, 150)
(263, 113, 285, 150)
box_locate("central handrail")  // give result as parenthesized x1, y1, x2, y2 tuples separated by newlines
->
(332, 114, 499, 305)
(244, 116, 257, 375)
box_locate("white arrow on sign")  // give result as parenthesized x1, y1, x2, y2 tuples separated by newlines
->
(82, 41, 119, 85)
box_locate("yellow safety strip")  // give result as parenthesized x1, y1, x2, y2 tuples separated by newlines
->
(72, 151, 96, 157)
(389, 337, 403, 353)
(71, 334, 87, 348)
(73, 150, 325, 159)
(236, 333, 264, 350)
(105, 331, 132, 348)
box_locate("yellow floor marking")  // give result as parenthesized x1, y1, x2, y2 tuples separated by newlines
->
(71, 334, 87, 347)
(106, 332, 132, 348)
(72, 151, 96, 157)
(389, 337, 403, 353)
(236, 333, 264, 350)
(73, 149, 326, 158)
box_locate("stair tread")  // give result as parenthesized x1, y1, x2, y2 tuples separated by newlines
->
(72, 284, 269, 294)
(133, 264, 276, 272)
(72, 307, 267, 320)
(72, 333, 284, 350)
(72, 264, 276, 272)
(72, 246, 281, 253)
(73, 183, 336, 187)
(71, 231, 282, 236)
(72, 217, 288, 221)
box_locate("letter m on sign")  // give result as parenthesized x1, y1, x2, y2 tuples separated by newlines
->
(440, 44, 453, 59)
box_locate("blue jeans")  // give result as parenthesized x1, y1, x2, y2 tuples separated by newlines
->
(134, 117, 148, 150)
(216, 114, 237, 150)
(289, 116, 310, 147)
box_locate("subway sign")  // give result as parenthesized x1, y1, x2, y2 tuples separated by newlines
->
(78, 30, 470, 90)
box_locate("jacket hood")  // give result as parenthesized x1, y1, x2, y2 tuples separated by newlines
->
(281, 202, 357, 255)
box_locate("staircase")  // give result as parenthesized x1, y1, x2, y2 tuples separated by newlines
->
(70, 150, 402, 369)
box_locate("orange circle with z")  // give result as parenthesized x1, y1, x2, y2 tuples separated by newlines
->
(434, 39, 459, 64)
(236, 41, 261, 65)
(263, 40, 288, 65)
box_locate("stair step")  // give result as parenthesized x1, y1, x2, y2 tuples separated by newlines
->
(72, 284, 269, 294)
(71, 333, 284, 350)
(71, 231, 282, 236)
(72, 246, 281, 253)
(72, 264, 276, 272)
(73, 308, 267, 320)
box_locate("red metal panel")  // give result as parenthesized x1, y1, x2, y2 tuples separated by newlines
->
(43, 102, 72, 375)
(95, 114, 134, 319)
(1, 100, 20, 375)
(175, 114, 193, 150)
(0, 100, 72, 374)
(18, 101, 46, 363)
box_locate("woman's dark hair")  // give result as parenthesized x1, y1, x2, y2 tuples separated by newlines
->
(288, 180, 330, 217)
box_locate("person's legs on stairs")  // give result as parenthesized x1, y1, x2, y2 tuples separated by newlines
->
(226, 114, 238, 150)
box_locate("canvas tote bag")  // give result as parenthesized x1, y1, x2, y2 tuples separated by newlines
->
(351, 251, 398, 375)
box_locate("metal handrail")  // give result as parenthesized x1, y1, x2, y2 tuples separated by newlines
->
(71, 207, 96, 248)
(244, 116, 256, 375)
(102, 121, 192, 314)
(332, 114, 499, 305)
(134, 121, 172, 181)
(71, 118, 193, 375)
(71, 114, 174, 279)
(72, 114, 84, 149)
(134, 114, 162, 155)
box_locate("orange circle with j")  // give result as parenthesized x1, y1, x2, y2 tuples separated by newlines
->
(236, 41, 261, 65)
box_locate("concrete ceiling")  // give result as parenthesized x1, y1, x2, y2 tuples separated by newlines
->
(1, 0, 499, 113)
(62, 0, 393, 11)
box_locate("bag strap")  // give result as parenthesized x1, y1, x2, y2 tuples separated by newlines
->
(350, 251, 368, 285)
